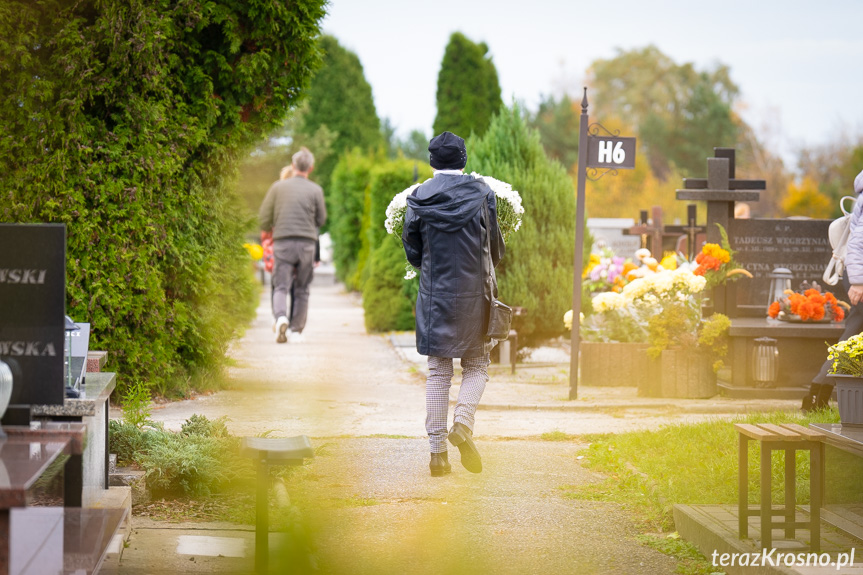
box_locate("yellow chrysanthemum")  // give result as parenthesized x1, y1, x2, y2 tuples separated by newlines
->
(702, 243, 730, 264)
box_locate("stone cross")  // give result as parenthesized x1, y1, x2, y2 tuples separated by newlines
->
(676, 148, 764, 315)
(676, 148, 764, 245)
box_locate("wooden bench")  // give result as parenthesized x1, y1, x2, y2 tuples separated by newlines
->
(240, 436, 315, 574)
(735, 423, 825, 551)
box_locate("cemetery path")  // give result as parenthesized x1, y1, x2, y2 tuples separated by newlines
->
(141, 271, 798, 438)
(116, 271, 797, 574)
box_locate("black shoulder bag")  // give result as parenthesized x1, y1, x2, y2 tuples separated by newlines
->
(481, 201, 512, 340)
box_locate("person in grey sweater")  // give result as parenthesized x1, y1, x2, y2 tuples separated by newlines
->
(259, 148, 327, 343)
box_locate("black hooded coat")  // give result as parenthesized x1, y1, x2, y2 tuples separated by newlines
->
(402, 173, 505, 358)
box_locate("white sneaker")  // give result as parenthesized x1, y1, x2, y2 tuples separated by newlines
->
(275, 316, 289, 343)
(288, 331, 305, 344)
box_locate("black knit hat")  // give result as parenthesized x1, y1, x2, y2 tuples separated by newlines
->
(428, 131, 467, 170)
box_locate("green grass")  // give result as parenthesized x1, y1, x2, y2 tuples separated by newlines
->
(540, 430, 579, 441)
(637, 533, 719, 575)
(562, 408, 839, 532)
(363, 434, 415, 439)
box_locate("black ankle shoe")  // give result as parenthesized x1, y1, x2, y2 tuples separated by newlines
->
(429, 452, 451, 477)
(448, 422, 482, 473)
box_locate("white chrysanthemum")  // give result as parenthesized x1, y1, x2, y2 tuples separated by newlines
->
(593, 291, 625, 313)
(388, 173, 524, 280)
(384, 185, 421, 236)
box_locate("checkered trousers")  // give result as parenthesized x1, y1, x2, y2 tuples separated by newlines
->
(426, 354, 490, 453)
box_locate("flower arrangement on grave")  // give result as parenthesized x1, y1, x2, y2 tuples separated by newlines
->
(385, 173, 524, 279)
(569, 268, 731, 370)
(827, 333, 863, 377)
(579, 291, 649, 343)
(767, 281, 847, 323)
(582, 248, 631, 295)
(692, 224, 753, 290)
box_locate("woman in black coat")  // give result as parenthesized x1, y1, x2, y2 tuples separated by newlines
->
(402, 131, 505, 477)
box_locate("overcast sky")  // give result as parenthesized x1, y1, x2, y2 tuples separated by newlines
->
(322, 0, 863, 170)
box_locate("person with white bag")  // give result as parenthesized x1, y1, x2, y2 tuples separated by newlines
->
(804, 168, 863, 412)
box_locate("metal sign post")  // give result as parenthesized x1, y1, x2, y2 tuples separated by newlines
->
(569, 88, 637, 400)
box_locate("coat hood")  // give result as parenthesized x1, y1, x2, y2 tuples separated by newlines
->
(406, 174, 489, 234)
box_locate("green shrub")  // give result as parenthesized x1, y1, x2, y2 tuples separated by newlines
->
(467, 105, 587, 345)
(181, 414, 231, 439)
(108, 420, 147, 467)
(136, 416, 247, 498)
(121, 380, 153, 428)
(361, 159, 432, 331)
(139, 433, 231, 498)
(329, 151, 376, 289)
(0, 0, 326, 398)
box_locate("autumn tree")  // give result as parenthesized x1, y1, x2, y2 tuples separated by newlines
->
(587, 46, 742, 178)
(433, 32, 503, 138)
(781, 177, 832, 218)
(798, 137, 863, 216)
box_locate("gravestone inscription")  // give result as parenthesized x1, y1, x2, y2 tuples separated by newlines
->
(728, 218, 845, 314)
(0, 224, 66, 406)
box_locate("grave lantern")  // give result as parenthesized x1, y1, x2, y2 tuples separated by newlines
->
(751, 337, 779, 387)
(767, 268, 794, 310)
(64, 316, 80, 398)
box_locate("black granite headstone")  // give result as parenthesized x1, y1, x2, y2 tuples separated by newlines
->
(729, 218, 846, 313)
(0, 223, 66, 406)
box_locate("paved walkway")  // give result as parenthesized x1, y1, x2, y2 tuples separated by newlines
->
(108, 271, 803, 574)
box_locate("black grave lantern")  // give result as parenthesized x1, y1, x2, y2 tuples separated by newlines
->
(751, 337, 779, 387)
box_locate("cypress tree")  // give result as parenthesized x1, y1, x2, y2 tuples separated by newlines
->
(466, 106, 578, 344)
(433, 32, 503, 138)
(297, 35, 383, 192)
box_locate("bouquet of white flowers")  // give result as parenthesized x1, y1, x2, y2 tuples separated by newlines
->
(384, 174, 524, 279)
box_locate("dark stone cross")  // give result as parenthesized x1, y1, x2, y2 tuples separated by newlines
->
(626, 208, 662, 252)
(676, 148, 765, 315)
(676, 148, 765, 245)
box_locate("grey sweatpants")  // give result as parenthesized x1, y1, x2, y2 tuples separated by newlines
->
(272, 238, 315, 332)
(426, 354, 490, 453)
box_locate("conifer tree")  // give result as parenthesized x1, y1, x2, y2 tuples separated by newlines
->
(297, 35, 383, 191)
(433, 32, 503, 138)
(466, 106, 579, 343)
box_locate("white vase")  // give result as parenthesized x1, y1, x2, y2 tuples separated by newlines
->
(0, 360, 12, 423)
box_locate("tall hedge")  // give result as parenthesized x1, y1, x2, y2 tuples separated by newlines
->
(296, 35, 383, 193)
(433, 32, 503, 138)
(466, 106, 578, 344)
(328, 150, 376, 290)
(362, 159, 432, 332)
(0, 0, 326, 396)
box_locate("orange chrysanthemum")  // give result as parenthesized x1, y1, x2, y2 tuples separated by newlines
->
(702, 243, 731, 264)
(768, 301, 781, 318)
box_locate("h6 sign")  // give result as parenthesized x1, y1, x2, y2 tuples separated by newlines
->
(586, 136, 636, 169)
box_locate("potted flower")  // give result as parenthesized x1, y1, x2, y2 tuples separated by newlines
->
(577, 291, 650, 387)
(692, 224, 752, 315)
(568, 267, 732, 397)
(827, 333, 863, 426)
(624, 268, 730, 398)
